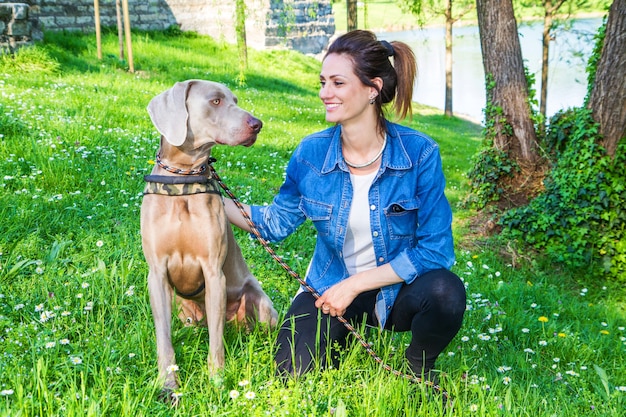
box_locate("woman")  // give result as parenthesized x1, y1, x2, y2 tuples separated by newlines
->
(225, 30, 466, 381)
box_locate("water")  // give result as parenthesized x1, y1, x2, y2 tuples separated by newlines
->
(379, 18, 603, 123)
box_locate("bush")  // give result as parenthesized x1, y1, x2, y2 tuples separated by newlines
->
(0, 45, 60, 74)
(500, 108, 626, 280)
(463, 145, 518, 209)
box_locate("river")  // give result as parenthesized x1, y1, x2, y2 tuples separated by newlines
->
(379, 17, 604, 124)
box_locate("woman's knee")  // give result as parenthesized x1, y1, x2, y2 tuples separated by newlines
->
(423, 269, 466, 310)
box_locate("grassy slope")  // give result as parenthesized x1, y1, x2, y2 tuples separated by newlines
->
(0, 30, 624, 416)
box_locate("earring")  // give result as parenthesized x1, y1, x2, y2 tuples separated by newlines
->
(369, 95, 376, 105)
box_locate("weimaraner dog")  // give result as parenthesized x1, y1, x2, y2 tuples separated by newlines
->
(141, 80, 278, 403)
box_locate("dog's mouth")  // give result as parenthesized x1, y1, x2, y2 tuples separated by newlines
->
(215, 135, 257, 147)
(242, 135, 257, 147)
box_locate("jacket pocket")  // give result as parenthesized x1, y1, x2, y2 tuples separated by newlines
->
(384, 199, 420, 239)
(300, 198, 333, 237)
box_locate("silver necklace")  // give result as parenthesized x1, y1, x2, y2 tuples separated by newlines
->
(343, 135, 387, 169)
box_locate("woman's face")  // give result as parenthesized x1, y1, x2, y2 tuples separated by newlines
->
(319, 53, 376, 126)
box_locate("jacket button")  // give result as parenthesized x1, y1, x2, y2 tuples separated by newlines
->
(373, 231, 379, 237)
(378, 257, 384, 262)
(370, 204, 376, 210)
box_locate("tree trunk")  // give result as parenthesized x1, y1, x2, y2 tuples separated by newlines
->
(364, 0, 369, 29)
(476, 0, 539, 165)
(347, 0, 358, 30)
(588, 0, 626, 157)
(539, 1, 552, 122)
(444, 0, 453, 117)
(540, 0, 566, 130)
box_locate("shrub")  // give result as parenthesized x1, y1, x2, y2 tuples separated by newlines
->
(0, 45, 60, 74)
(500, 108, 626, 280)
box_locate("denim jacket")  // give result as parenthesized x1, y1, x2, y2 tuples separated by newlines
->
(250, 121, 455, 327)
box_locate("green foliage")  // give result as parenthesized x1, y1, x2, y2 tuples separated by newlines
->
(584, 14, 607, 104)
(0, 45, 60, 74)
(163, 24, 184, 37)
(524, 63, 545, 130)
(271, 0, 296, 38)
(499, 18, 625, 281)
(464, 145, 519, 209)
(332, 1, 609, 32)
(543, 108, 578, 156)
(500, 108, 626, 280)
(463, 75, 519, 209)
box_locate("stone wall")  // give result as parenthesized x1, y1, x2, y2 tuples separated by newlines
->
(0, 0, 335, 55)
(266, 1, 335, 54)
(25, 0, 177, 33)
(0, 3, 35, 52)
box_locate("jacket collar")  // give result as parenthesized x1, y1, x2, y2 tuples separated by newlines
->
(321, 121, 413, 174)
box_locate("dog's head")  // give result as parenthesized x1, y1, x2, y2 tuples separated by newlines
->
(147, 80, 262, 148)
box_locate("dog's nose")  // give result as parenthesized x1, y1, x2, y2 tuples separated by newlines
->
(248, 116, 263, 133)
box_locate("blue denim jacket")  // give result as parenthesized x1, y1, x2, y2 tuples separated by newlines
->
(250, 121, 455, 327)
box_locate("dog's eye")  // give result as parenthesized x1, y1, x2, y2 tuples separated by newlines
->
(211, 99, 221, 105)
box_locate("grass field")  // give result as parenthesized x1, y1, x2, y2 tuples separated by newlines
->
(0, 29, 624, 416)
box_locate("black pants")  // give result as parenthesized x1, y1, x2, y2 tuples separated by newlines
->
(274, 269, 467, 377)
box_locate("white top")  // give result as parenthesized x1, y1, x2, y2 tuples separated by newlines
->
(343, 171, 378, 276)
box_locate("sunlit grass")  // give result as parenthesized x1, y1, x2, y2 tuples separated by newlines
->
(0, 30, 624, 416)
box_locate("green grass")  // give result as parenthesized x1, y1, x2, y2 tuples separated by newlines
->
(0, 30, 624, 416)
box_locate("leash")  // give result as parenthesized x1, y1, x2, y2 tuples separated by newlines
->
(208, 159, 453, 405)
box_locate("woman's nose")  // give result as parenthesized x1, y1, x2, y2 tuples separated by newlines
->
(319, 84, 330, 100)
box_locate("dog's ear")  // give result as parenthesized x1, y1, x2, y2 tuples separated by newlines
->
(147, 81, 194, 146)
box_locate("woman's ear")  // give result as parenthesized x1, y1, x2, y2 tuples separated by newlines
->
(371, 77, 384, 94)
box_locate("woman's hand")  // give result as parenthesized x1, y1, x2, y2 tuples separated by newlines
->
(314, 264, 404, 317)
(314, 279, 359, 317)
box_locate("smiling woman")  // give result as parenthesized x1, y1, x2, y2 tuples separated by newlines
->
(223, 30, 467, 387)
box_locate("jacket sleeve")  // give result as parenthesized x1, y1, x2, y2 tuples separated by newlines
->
(388, 145, 456, 283)
(249, 147, 307, 242)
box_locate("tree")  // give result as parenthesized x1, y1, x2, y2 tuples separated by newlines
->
(488, 1, 624, 279)
(476, 0, 540, 191)
(517, 0, 591, 130)
(539, 0, 567, 122)
(403, 0, 475, 117)
(347, 0, 358, 30)
(587, 0, 626, 157)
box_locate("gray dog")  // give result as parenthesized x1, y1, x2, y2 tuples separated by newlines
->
(141, 80, 278, 403)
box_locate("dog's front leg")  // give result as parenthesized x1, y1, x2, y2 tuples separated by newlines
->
(204, 269, 227, 373)
(148, 268, 179, 402)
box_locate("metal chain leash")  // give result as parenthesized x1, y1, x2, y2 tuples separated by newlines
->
(208, 161, 452, 405)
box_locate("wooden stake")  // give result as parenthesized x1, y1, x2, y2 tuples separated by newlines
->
(121, 0, 134, 73)
(116, 0, 124, 60)
(93, 0, 102, 59)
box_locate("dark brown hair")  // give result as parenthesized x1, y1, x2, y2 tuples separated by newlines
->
(325, 30, 418, 134)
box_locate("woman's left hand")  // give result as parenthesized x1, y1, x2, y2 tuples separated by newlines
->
(314, 279, 359, 317)
(314, 265, 404, 317)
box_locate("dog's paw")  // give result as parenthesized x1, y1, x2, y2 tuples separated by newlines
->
(158, 387, 182, 406)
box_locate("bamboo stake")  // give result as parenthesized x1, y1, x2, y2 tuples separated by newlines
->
(121, 0, 134, 73)
(93, 0, 102, 59)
